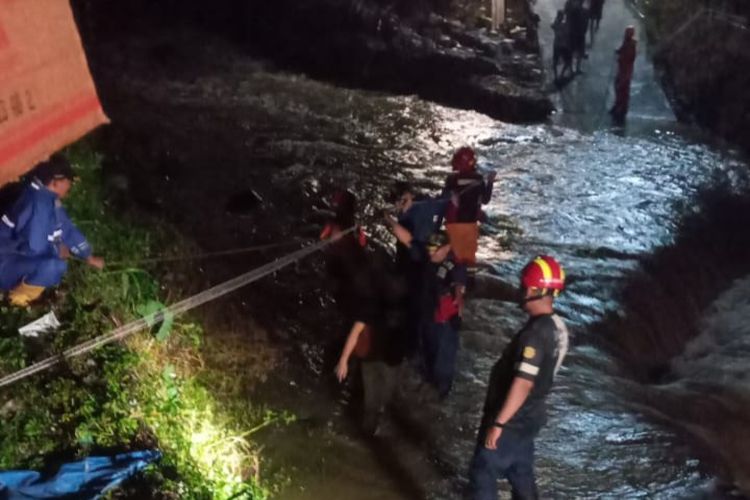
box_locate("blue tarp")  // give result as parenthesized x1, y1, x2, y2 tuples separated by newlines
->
(0, 450, 160, 499)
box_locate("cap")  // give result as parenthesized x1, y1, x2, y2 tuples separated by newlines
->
(33, 154, 75, 185)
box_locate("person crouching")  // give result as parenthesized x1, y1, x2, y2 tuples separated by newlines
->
(0, 155, 104, 307)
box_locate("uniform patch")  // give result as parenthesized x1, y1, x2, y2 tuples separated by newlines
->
(518, 362, 539, 376)
(523, 346, 536, 359)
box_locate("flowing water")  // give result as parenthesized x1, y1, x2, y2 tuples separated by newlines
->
(94, 1, 750, 497)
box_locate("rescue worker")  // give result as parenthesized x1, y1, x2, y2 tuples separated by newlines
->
(589, 0, 605, 36)
(421, 231, 465, 399)
(320, 189, 369, 378)
(389, 182, 446, 358)
(565, 0, 589, 73)
(0, 155, 104, 307)
(552, 10, 573, 82)
(333, 245, 407, 436)
(320, 188, 368, 308)
(322, 189, 407, 435)
(442, 147, 495, 283)
(391, 181, 446, 253)
(468, 255, 569, 500)
(610, 26, 637, 122)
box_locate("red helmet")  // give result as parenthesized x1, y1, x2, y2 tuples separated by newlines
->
(451, 147, 477, 173)
(521, 255, 565, 297)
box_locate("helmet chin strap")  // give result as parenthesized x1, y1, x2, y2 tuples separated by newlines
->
(519, 293, 547, 305)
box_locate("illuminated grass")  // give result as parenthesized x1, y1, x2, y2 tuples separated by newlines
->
(0, 143, 285, 498)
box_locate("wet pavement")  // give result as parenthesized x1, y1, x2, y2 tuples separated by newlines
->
(536, 0, 674, 133)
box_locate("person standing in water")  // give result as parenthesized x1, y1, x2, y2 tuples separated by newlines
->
(552, 10, 573, 81)
(610, 26, 637, 122)
(468, 256, 569, 500)
(589, 0, 605, 37)
(565, 0, 589, 73)
(388, 182, 446, 359)
(442, 147, 495, 287)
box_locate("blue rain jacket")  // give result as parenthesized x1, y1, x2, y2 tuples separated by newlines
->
(0, 450, 160, 499)
(0, 179, 91, 289)
(398, 197, 447, 247)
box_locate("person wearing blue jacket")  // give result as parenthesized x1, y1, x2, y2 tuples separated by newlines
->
(388, 182, 447, 358)
(0, 155, 104, 307)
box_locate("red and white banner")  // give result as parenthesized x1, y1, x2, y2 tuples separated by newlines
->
(0, 0, 108, 186)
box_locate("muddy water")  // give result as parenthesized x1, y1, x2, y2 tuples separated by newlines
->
(92, 8, 750, 498)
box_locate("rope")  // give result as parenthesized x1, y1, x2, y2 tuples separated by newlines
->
(0, 228, 354, 389)
(106, 239, 306, 268)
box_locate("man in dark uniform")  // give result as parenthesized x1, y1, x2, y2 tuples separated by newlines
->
(469, 255, 569, 500)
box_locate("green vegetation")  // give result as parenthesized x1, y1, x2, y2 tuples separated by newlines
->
(0, 144, 288, 498)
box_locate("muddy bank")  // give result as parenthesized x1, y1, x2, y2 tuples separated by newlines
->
(72, 0, 552, 123)
(640, 0, 750, 152)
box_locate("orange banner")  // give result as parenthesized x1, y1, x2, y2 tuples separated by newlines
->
(0, 0, 108, 185)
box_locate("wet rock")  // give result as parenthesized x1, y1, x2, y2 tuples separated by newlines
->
(650, 2, 750, 152)
(465, 74, 553, 122)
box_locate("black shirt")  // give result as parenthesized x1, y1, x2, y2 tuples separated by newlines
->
(442, 172, 493, 224)
(324, 231, 373, 323)
(326, 242, 407, 366)
(366, 251, 409, 365)
(481, 314, 570, 436)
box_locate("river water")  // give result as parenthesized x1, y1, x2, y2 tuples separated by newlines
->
(93, 0, 750, 497)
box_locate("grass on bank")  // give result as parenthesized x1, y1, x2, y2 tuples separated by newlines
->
(0, 144, 289, 499)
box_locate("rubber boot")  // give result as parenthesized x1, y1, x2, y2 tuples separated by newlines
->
(8, 282, 45, 307)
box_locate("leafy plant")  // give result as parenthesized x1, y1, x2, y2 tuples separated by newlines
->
(0, 143, 284, 498)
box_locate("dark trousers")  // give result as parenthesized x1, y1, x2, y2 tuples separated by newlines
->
(422, 321, 459, 397)
(469, 430, 538, 500)
(612, 74, 632, 118)
(0, 254, 67, 289)
(361, 360, 400, 433)
(405, 268, 429, 358)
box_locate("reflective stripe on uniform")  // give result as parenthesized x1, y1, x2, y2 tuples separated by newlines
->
(1, 214, 15, 228)
(71, 242, 89, 255)
(551, 314, 570, 377)
(518, 362, 539, 376)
